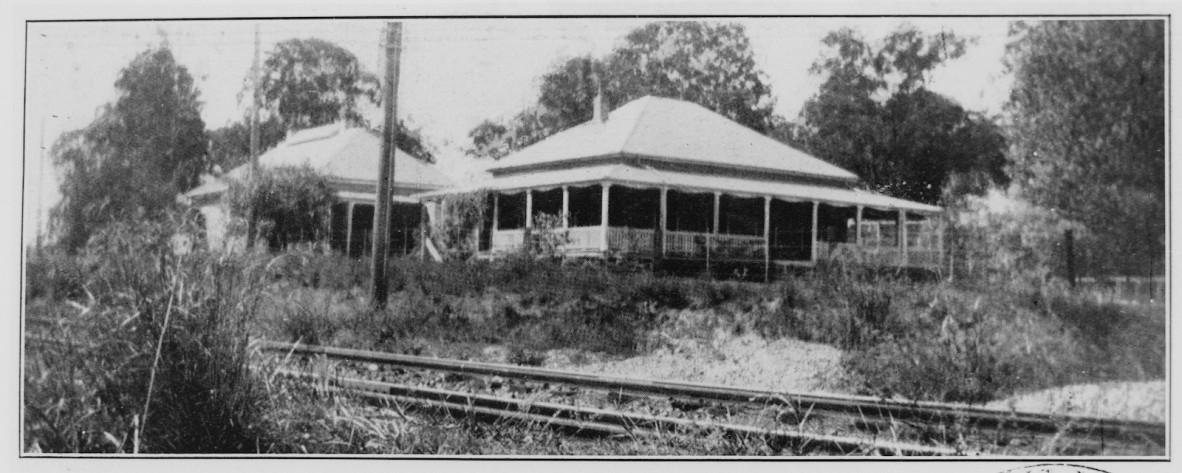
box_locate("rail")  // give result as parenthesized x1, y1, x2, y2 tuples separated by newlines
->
(276, 369, 958, 456)
(257, 340, 1164, 446)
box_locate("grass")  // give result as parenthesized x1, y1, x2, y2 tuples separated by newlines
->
(24, 219, 273, 453)
(25, 229, 1166, 454)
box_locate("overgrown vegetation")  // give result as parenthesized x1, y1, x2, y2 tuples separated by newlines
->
(26, 227, 1164, 453)
(248, 248, 1163, 406)
(430, 190, 487, 260)
(24, 216, 268, 453)
(227, 165, 336, 251)
(768, 261, 1163, 403)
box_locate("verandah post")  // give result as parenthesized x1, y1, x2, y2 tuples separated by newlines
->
(763, 195, 771, 282)
(561, 186, 570, 230)
(855, 205, 863, 245)
(345, 201, 355, 258)
(659, 187, 668, 258)
(524, 189, 533, 249)
(492, 193, 500, 234)
(525, 189, 534, 228)
(810, 201, 819, 263)
(899, 209, 908, 267)
(419, 200, 428, 262)
(708, 191, 720, 277)
(600, 183, 611, 255)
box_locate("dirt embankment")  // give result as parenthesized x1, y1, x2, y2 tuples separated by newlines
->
(986, 380, 1165, 423)
(544, 333, 851, 394)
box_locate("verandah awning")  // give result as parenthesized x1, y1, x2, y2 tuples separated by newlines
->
(412, 164, 941, 215)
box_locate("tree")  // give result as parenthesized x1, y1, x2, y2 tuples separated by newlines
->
(206, 117, 286, 172)
(787, 26, 1008, 204)
(466, 21, 776, 159)
(253, 37, 435, 162)
(1005, 20, 1165, 275)
(257, 38, 380, 130)
(51, 44, 208, 251)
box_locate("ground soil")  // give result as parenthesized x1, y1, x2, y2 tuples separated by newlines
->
(985, 380, 1166, 423)
(544, 333, 852, 394)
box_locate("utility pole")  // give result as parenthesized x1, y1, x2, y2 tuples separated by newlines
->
(35, 116, 45, 253)
(371, 22, 402, 309)
(246, 23, 261, 249)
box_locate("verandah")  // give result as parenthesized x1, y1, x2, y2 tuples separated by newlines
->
(482, 182, 942, 269)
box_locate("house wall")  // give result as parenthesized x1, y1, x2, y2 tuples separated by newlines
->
(196, 201, 245, 253)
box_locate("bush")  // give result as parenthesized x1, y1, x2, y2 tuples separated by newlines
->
(24, 249, 87, 301)
(24, 216, 271, 453)
(227, 165, 335, 250)
(431, 191, 487, 260)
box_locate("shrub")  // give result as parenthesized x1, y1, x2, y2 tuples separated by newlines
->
(526, 212, 570, 258)
(24, 249, 87, 301)
(24, 215, 271, 453)
(431, 191, 487, 260)
(227, 165, 335, 250)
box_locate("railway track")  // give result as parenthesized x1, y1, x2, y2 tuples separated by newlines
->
(274, 369, 956, 455)
(258, 340, 1166, 456)
(24, 319, 1166, 455)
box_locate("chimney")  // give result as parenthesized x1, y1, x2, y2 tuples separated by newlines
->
(593, 85, 609, 123)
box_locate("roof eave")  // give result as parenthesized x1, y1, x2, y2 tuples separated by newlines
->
(489, 152, 859, 184)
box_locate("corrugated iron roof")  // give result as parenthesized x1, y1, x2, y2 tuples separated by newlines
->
(487, 96, 859, 182)
(416, 163, 941, 214)
(184, 122, 452, 200)
(259, 123, 453, 189)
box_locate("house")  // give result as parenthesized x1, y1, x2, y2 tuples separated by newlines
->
(415, 95, 943, 273)
(183, 122, 453, 255)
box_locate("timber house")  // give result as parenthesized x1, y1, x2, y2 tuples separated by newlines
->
(417, 95, 944, 272)
(184, 122, 452, 255)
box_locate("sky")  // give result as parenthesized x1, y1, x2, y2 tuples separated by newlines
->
(21, 17, 1015, 245)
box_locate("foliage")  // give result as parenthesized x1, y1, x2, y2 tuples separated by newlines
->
(50, 44, 208, 252)
(24, 248, 88, 302)
(24, 215, 270, 453)
(467, 21, 775, 159)
(254, 38, 436, 162)
(205, 117, 287, 172)
(227, 166, 335, 250)
(257, 38, 380, 130)
(526, 212, 571, 258)
(430, 191, 487, 260)
(1004, 20, 1165, 276)
(785, 25, 1009, 204)
(765, 261, 1164, 403)
(943, 191, 1086, 282)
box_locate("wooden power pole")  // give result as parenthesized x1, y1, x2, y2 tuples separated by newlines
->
(246, 23, 261, 249)
(371, 22, 402, 309)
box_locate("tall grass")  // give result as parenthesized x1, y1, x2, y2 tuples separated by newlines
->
(24, 217, 271, 453)
(759, 260, 1165, 403)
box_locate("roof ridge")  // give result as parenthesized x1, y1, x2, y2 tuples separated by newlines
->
(617, 95, 655, 153)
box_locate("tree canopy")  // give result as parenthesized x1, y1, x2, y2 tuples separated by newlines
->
(1005, 20, 1165, 275)
(784, 26, 1009, 204)
(246, 37, 435, 163)
(467, 21, 775, 159)
(51, 44, 208, 251)
(258, 38, 380, 129)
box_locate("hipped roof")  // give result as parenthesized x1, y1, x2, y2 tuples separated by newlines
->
(416, 164, 942, 214)
(185, 122, 452, 199)
(487, 95, 859, 182)
(257, 123, 452, 189)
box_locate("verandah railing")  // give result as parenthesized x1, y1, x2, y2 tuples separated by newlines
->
(490, 226, 941, 269)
